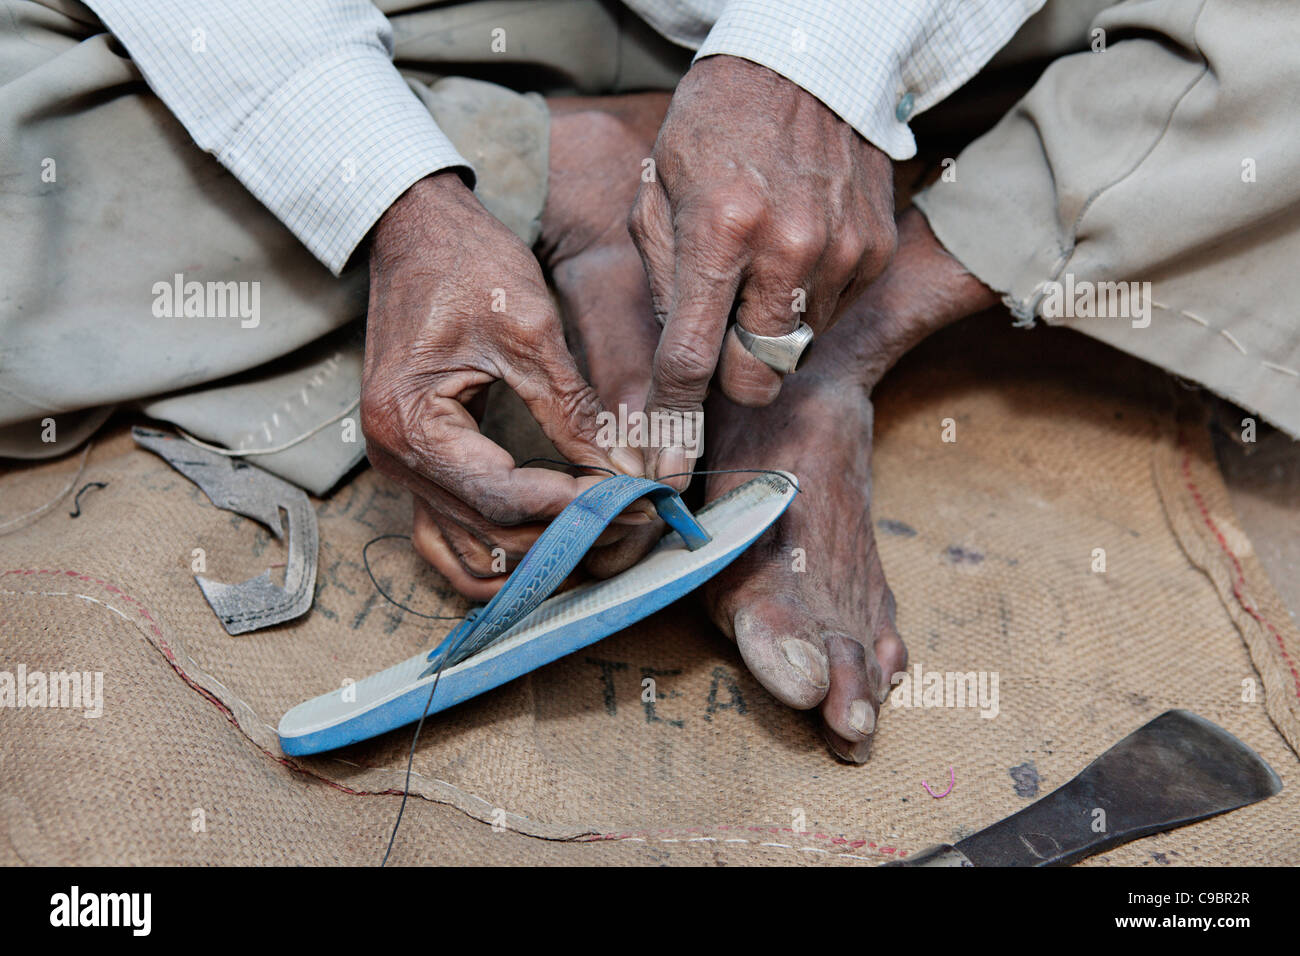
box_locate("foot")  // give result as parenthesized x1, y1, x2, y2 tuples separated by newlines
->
(702, 209, 997, 761)
(537, 93, 674, 575)
(539, 93, 670, 413)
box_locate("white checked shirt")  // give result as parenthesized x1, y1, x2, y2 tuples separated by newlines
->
(83, 0, 1043, 275)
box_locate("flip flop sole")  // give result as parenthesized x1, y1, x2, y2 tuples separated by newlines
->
(279, 472, 797, 755)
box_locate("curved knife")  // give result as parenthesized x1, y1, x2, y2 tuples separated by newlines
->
(888, 710, 1282, 866)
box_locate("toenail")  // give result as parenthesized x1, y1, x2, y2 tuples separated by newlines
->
(782, 639, 829, 687)
(823, 728, 872, 764)
(849, 699, 875, 736)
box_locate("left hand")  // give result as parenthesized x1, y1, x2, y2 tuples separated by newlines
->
(363, 173, 639, 602)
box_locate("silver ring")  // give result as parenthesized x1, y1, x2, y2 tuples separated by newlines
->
(733, 321, 815, 374)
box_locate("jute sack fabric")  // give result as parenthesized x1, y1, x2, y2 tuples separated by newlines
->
(2, 316, 1297, 865)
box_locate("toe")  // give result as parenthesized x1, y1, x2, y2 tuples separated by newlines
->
(819, 632, 883, 746)
(823, 726, 873, 764)
(873, 603, 908, 690)
(732, 599, 831, 710)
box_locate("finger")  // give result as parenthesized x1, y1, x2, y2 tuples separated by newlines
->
(627, 180, 676, 328)
(437, 513, 524, 578)
(412, 497, 509, 601)
(408, 450, 653, 542)
(718, 276, 797, 407)
(582, 517, 664, 579)
(641, 240, 742, 489)
(413, 495, 613, 604)
(408, 470, 553, 550)
(416, 472, 646, 596)
(738, 213, 828, 337)
(811, 208, 899, 347)
(369, 407, 608, 526)
(719, 212, 834, 400)
(626, 181, 690, 485)
(439, 508, 631, 573)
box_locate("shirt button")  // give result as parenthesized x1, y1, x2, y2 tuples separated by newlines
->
(895, 92, 915, 122)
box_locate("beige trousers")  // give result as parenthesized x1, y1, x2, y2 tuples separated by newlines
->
(3, 0, 1296, 496)
(915, 0, 1300, 439)
(0, 0, 687, 492)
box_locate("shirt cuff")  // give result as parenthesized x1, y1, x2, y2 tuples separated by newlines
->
(695, 0, 1041, 162)
(219, 47, 472, 274)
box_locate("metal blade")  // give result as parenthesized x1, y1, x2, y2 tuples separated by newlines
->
(954, 710, 1281, 866)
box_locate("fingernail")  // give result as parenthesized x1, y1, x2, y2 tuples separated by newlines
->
(655, 445, 687, 487)
(782, 639, 829, 688)
(849, 699, 876, 736)
(609, 446, 643, 477)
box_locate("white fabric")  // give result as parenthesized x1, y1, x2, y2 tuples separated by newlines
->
(82, 0, 1042, 272)
(82, 0, 472, 275)
(677, 0, 1046, 160)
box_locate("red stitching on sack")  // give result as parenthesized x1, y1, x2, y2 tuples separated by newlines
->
(1, 568, 405, 799)
(3, 567, 917, 852)
(1175, 440, 1300, 698)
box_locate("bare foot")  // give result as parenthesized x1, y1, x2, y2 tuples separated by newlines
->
(702, 209, 997, 761)
(539, 93, 670, 412)
(537, 93, 673, 575)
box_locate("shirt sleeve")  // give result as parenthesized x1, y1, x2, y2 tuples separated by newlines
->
(626, 0, 1045, 161)
(82, 0, 473, 274)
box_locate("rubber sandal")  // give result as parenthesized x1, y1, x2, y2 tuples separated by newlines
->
(278, 471, 797, 755)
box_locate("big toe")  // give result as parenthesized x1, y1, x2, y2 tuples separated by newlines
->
(730, 597, 832, 711)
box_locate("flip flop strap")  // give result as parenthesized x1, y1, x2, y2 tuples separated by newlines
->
(429, 476, 710, 668)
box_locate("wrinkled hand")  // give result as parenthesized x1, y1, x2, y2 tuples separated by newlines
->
(629, 55, 897, 487)
(362, 172, 643, 601)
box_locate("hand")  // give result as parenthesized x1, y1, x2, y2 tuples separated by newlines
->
(629, 55, 897, 487)
(362, 172, 644, 601)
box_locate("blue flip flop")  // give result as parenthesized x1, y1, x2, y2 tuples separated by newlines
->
(278, 471, 798, 756)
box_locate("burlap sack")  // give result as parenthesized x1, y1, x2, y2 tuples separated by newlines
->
(2, 315, 1297, 866)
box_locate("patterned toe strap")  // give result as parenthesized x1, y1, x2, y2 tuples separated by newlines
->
(426, 476, 709, 670)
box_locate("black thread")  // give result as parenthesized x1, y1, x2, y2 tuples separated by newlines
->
(381, 636, 459, 867)
(68, 481, 108, 518)
(362, 533, 466, 621)
(517, 456, 617, 476)
(361, 532, 464, 865)
(654, 468, 801, 492)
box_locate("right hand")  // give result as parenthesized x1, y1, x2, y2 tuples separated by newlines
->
(362, 172, 645, 601)
(628, 56, 897, 488)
